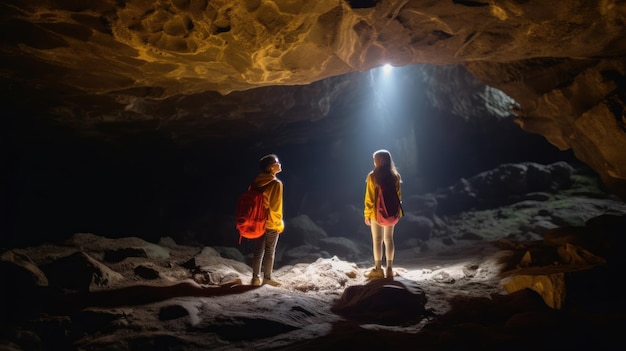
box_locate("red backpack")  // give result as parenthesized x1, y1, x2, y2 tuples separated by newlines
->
(235, 180, 275, 244)
(376, 183, 402, 226)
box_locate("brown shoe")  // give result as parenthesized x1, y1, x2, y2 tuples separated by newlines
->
(250, 277, 261, 286)
(263, 278, 281, 287)
(366, 268, 384, 279)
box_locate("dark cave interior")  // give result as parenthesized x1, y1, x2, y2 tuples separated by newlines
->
(3, 67, 583, 249)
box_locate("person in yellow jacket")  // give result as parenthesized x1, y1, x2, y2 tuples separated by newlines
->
(364, 149, 402, 279)
(250, 154, 284, 287)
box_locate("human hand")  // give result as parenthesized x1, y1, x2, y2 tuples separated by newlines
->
(364, 218, 371, 226)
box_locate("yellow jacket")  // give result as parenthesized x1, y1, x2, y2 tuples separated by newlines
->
(252, 173, 284, 233)
(364, 172, 402, 221)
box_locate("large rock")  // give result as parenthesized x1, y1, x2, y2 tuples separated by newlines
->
(332, 276, 428, 325)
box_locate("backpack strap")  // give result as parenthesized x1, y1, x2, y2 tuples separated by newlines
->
(249, 180, 277, 220)
(250, 179, 276, 192)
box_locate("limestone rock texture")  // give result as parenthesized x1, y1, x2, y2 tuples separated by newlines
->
(2, 0, 626, 198)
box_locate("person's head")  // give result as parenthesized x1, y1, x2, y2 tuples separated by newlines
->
(372, 149, 399, 182)
(259, 154, 282, 174)
(373, 149, 393, 170)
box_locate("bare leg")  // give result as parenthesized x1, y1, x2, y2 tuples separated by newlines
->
(370, 221, 383, 269)
(383, 225, 395, 269)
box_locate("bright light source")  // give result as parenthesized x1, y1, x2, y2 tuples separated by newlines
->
(382, 64, 393, 73)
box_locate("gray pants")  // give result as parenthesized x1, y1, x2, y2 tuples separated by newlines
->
(252, 229, 279, 279)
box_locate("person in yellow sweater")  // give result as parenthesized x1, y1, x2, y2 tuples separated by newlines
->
(363, 149, 402, 279)
(250, 154, 284, 287)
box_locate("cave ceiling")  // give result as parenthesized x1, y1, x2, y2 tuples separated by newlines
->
(2, 0, 626, 198)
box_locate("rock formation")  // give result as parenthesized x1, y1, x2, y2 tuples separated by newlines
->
(2, 0, 625, 198)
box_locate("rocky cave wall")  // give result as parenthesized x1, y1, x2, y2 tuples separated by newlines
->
(2, 1, 626, 206)
(466, 58, 626, 200)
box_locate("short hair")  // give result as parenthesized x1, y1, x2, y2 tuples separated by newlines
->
(259, 154, 278, 172)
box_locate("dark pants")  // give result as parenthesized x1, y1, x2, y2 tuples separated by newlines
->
(252, 229, 279, 279)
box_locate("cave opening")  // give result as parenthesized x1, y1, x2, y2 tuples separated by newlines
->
(3, 64, 583, 249)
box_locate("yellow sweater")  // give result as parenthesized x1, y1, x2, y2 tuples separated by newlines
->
(252, 173, 284, 233)
(364, 172, 402, 221)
